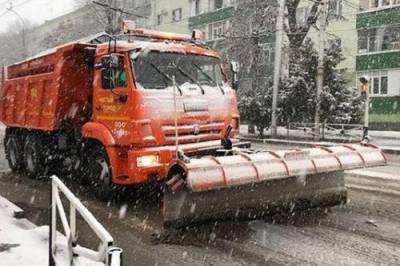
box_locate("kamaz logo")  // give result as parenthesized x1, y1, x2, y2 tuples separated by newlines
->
(193, 124, 200, 135)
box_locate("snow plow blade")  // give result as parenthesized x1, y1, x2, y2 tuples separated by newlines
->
(163, 144, 386, 227)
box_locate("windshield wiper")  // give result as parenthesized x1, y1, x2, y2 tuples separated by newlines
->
(193, 63, 225, 95)
(176, 65, 205, 95)
(149, 62, 182, 95)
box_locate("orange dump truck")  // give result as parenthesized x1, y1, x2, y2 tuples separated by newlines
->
(0, 28, 387, 226)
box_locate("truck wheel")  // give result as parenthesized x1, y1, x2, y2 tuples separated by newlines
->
(86, 145, 114, 201)
(23, 136, 45, 178)
(5, 135, 23, 172)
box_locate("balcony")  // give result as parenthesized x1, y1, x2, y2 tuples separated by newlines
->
(357, 6, 400, 29)
(189, 6, 235, 28)
(356, 50, 400, 71)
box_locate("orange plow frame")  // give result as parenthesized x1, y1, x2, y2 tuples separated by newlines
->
(163, 143, 386, 226)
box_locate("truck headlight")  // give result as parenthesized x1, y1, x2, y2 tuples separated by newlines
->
(136, 155, 159, 167)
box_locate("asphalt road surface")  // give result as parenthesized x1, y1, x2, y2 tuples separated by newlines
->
(0, 141, 399, 265)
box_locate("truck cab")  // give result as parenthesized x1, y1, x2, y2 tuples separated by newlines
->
(80, 29, 244, 198)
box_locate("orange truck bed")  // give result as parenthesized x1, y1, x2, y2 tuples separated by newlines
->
(0, 43, 92, 131)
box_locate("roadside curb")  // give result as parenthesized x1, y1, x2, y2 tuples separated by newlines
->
(345, 169, 400, 197)
(240, 137, 400, 154)
(0, 195, 25, 219)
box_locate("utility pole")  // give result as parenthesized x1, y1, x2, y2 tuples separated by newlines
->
(7, 3, 26, 59)
(359, 76, 370, 142)
(271, 0, 285, 137)
(314, 0, 328, 139)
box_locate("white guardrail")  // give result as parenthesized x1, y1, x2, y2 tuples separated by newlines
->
(287, 122, 363, 140)
(49, 175, 122, 266)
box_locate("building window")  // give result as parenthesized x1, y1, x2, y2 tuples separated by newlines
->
(358, 26, 400, 53)
(373, 74, 380, 94)
(207, 22, 225, 40)
(213, 25, 223, 39)
(296, 7, 309, 27)
(328, 0, 343, 19)
(358, 28, 378, 53)
(382, 26, 400, 50)
(369, 0, 399, 8)
(381, 76, 388, 94)
(214, 23, 224, 40)
(214, 0, 223, 10)
(195, 0, 200, 15)
(157, 14, 163, 25)
(172, 8, 182, 21)
(190, 0, 201, 16)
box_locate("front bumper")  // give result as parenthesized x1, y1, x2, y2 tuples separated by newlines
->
(111, 139, 251, 185)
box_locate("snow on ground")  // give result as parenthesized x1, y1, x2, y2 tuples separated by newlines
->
(0, 195, 104, 266)
(0, 195, 68, 265)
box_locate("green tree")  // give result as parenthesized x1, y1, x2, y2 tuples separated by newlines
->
(280, 38, 362, 124)
(238, 83, 273, 137)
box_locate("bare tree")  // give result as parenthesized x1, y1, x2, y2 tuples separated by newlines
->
(77, 0, 148, 34)
(0, 19, 37, 64)
(285, 0, 322, 48)
(226, 0, 277, 136)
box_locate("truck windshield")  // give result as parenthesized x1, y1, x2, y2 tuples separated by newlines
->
(130, 50, 226, 90)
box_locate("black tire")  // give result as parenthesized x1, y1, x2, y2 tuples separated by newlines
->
(23, 135, 45, 178)
(84, 144, 114, 201)
(5, 135, 23, 172)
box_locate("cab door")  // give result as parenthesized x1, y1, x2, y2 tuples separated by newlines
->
(93, 53, 132, 144)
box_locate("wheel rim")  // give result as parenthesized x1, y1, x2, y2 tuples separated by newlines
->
(26, 146, 36, 173)
(7, 140, 18, 168)
(94, 156, 111, 193)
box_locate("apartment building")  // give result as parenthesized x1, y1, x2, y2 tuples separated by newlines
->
(187, 0, 235, 50)
(150, 0, 190, 34)
(297, 0, 359, 84)
(356, 0, 400, 129)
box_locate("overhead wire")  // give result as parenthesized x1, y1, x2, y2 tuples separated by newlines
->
(0, 0, 34, 19)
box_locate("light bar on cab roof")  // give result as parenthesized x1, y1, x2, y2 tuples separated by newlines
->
(127, 28, 192, 42)
(121, 20, 204, 42)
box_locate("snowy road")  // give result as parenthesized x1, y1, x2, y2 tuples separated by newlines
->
(0, 141, 399, 265)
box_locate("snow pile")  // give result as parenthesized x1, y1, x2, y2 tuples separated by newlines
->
(0, 196, 67, 265)
(0, 196, 103, 266)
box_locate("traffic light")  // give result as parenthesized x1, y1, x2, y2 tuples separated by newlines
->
(359, 76, 369, 97)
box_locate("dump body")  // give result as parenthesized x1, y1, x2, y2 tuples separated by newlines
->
(0, 43, 92, 130)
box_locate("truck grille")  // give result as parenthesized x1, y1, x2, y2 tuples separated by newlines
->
(162, 121, 224, 144)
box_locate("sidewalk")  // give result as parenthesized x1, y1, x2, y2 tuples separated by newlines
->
(240, 125, 400, 153)
(0, 195, 99, 266)
(0, 196, 68, 265)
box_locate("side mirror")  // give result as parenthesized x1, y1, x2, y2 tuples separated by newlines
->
(100, 54, 125, 89)
(83, 47, 96, 69)
(101, 54, 121, 69)
(230, 61, 239, 90)
(102, 68, 115, 89)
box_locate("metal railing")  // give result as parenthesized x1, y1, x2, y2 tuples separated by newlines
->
(49, 175, 122, 266)
(287, 122, 363, 140)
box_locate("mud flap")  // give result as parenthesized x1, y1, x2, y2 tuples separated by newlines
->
(163, 171, 347, 227)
